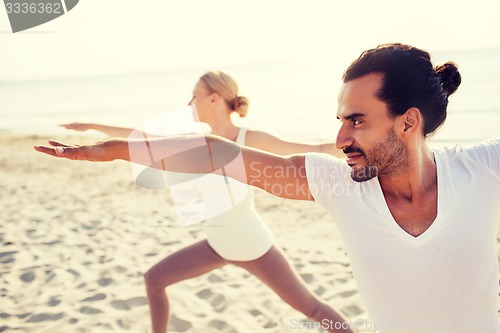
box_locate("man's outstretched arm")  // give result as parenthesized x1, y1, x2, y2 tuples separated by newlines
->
(34, 134, 313, 201)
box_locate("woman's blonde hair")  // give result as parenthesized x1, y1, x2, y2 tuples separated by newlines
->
(199, 70, 249, 117)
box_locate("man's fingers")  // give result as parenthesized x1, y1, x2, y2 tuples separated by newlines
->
(34, 145, 59, 157)
(34, 144, 78, 159)
(48, 140, 72, 147)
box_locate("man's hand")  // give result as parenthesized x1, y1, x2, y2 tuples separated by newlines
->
(34, 140, 119, 162)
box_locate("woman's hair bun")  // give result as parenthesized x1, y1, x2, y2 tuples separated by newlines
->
(435, 61, 461, 97)
(232, 96, 249, 117)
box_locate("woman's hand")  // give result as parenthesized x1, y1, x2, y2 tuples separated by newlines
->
(59, 123, 93, 132)
(34, 139, 123, 162)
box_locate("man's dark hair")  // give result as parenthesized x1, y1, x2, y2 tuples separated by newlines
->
(343, 43, 462, 136)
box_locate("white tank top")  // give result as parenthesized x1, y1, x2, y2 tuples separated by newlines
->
(203, 127, 274, 261)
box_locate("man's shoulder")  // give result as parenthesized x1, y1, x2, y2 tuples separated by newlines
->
(305, 152, 347, 172)
(434, 139, 500, 180)
(433, 139, 500, 157)
(304, 153, 354, 187)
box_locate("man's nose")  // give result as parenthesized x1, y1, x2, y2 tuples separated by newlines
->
(335, 125, 354, 151)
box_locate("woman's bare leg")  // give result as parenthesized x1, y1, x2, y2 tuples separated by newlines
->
(144, 240, 227, 333)
(232, 246, 353, 333)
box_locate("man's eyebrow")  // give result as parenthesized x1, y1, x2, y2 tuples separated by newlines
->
(336, 113, 366, 120)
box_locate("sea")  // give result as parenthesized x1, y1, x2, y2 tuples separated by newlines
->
(1, 48, 499, 147)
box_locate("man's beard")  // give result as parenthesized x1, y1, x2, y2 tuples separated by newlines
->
(345, 129, 409, 182)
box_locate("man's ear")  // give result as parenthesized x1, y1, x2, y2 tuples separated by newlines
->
(400, 107, 422, 134)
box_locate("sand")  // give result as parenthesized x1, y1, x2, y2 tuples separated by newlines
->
(1, 133, 498, 333)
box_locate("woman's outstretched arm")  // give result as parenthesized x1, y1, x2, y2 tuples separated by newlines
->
(60, 123, 136, 137)
(60, 124, 344, 157)
(34, 135, 313, 201)
(246, 130, 343, 157)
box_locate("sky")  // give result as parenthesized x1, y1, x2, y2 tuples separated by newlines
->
(1, 0, 500, 81)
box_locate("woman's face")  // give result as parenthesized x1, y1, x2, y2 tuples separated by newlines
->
(189, 80, 213, 122)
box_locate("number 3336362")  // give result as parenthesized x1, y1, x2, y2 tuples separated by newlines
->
(5, 2, 62, 14)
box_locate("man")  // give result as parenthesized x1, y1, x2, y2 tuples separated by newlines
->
(36, 43, 500, 333)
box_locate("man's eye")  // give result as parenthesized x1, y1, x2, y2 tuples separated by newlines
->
(352, 119, 361, 126)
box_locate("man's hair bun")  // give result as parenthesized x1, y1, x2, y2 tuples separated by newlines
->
(435, 62, 461, 97)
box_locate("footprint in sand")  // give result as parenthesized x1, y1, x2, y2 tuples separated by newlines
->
(195, 288, 227, 313)
(47, 297, 61, 307)
(81, 293, 106, 302)
(0, 251, 17, 264)
(208, 319, 237, 333)
(337, 290, 357, 298)
(97, 278, 114, 287)
(207, 273, 224, 283)
(300, 273, 314, 284)
(67, 268, 80, 279)
(79, 306, 103, 315)
(45, 270, 56, 284)
(169, 314, 192, 332)
(314, 285, 326, 296)
(20, 271, 35, 283)
(16, 313, 30, 319)
(333, 277, 348, 284)
(249, 309, 278, 329)
(341, 305, 364, 317)
(110, 296, 147, 310)
(26, 312, 65, 323)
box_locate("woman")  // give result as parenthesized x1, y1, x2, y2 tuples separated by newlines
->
(59, 71, 351, 333)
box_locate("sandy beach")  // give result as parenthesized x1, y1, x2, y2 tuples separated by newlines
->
(1, 133, 498, 333)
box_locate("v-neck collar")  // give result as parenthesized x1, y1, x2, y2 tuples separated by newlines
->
(371, 151, 443, 247)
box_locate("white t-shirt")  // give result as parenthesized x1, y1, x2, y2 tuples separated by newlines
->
(305, 140, 500, 333)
